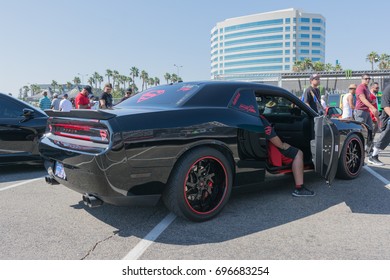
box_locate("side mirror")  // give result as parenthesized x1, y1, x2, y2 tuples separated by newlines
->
(22, 108, 35, 118)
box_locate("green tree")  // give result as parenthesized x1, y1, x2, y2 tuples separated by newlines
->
(366, 51, 379, 70)
(51, 80, 58, 95)
(148, 77, 155, 88)
(87, 77, 95, 87)
(312, 61, 325, 72)
(292, 60, 303, 72)
(73, 76, 81, 86)
(22, 85, 30, 98)
(378, 53, 390, 70)
(164, 73, 171, 84)
(324, 63, 333, 72)
(130, 67, 139, 92)
(154, 77, 160, 86)
(140, 70, 149, 90)
(66, 82, 72, 91)
(171, 73, 178, 83)
(105, 69, 113, 84)
(301, 58, 313, 71)
(30, 84, 41, 96)
(112, 70, 119, 89)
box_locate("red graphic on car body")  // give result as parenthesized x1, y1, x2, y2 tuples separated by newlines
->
(137, 90, 166, 103)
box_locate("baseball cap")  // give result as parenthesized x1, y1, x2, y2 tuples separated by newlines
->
(83, 85, 92, 94)
(126, 87, 132, 93)
(63, 93, 68, 98)
(104, 83, 113, 88)
(310, 73, 320, 81)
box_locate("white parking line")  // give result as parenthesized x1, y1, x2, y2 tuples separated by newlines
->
(123, 212, 177, 260)
(363, 165, 390, 189)
(0, 177, 43, 192)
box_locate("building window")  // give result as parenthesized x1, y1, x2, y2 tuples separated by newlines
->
(224, 19, 284, 32)
(300, 41, 310, 46)
(285, 57, 290, 63)
(300, 18, 310, 23)
(312, 18, 322, 24)
(300, 34, 310, 39)
(285, 34, 290, 39)
(300, 26, 310, 31)
(300, 49, 310, 54)
(285, 42, 290, 47)
(285, 26, 290, 32)
(285, 18, 291, 24)
(284, 65, 290, 70)
(285, 50, 290, 55)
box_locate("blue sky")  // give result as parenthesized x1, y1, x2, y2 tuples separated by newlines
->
(1, 0, 389, 95)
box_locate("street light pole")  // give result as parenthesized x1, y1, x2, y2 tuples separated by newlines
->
(173, 64, 183, 76)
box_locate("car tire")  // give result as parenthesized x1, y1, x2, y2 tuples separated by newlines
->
(336, 134, 364, 179)
(163, 147, 233, 222)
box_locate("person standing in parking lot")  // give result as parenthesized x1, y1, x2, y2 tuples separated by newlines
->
(341, 84, 356, 120)
(354, 74, 378, 130)
(39, 91, 51, 110)
(50, 93, 61, 110)
(99, 83, 113, 109)
(75, 85, 92, 109)
(368, 84, 390, 166)
(303, 73, 323, 113)
(369, 82, 380, 133)
(59, 93, 73, 112)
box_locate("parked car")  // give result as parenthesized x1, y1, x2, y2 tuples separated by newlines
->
(0, 93, 48, 166)
(39, 81, 372, 222)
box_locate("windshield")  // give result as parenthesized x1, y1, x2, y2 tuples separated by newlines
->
(116, 83, 201, 108)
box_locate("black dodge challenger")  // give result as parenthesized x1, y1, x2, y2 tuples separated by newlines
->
(39, 81, 371, 222)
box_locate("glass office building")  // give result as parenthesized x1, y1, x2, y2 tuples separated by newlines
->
(211, 8, 326, 79)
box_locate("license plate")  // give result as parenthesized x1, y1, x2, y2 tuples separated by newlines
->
(54, 162, 66, 180)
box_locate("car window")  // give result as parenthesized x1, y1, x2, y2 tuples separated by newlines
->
(117, 83, 201, 107)
(256, 94, 307, 117)
(229, 89, 259, 116)
(0, 98, 24, 118)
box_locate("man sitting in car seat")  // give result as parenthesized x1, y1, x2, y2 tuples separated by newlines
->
(260, 115, 315, 197)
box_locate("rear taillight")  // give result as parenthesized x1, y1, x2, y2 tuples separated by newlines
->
(49, 121, 110, 144)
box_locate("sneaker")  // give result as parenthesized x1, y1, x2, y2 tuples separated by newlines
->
(368, 155, 384, 166)
(292, 186, 315, 197)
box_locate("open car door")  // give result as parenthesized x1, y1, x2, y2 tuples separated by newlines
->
(310, 116, 340, 184)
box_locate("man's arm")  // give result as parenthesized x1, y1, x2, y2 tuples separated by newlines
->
(348, 94, 355, 109)
(358, 94, 378, 117)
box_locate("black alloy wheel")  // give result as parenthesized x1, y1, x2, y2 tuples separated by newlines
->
(163, 147, 233, 222)
(336, 134, 364, 179)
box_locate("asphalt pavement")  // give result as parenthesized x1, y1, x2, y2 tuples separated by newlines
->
(1, 147, 390, 260)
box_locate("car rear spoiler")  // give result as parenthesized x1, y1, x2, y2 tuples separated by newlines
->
(44, 109, 117, 120)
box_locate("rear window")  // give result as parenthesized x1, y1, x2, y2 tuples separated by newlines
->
(117, 83, 201, 108)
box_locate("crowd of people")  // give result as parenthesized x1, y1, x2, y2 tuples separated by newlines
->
(38, 83, 134, 112)
(302, 73, 390, 167)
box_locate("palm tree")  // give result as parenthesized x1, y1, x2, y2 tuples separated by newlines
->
(105, 69, 113, 84)
(130, 67, 139, 92)
(378, 53, 390, 70)
(22, 85, 30, 98)
(292, 60, 303, 72)
(154, 77, 160, 86)
(126, 76, 133, 89)
(171, 73, 178, 83)
(148, 78, 155, 88)
(302, 58, 313, 71)
(366, 51, 379, 70)
(312, 61, 325, 72)
(51, 80, 58, 95)
(66, 82, 72, 91)
(87, 77, 95, 87)
(140, 70, 149, 90)
(73, 76, 81, 86)
(30, 84, 41, 96)
(164, 73, 171, 84)
(112, 70, 119, 89)
(324, 63, 333, 72)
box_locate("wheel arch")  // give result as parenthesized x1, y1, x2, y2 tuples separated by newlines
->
(166, 141, 236, 187)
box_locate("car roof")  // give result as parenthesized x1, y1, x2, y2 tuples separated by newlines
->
(0, 92, 47, 116)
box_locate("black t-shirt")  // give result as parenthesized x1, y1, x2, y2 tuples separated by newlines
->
(380, 85, 390, 130)
(100, 92, 113, 108)
(303, 86, 320, 113)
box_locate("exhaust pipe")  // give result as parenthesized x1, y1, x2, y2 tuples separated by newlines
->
(45, 175, 60, 185)
(82, 193, 104, 208)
